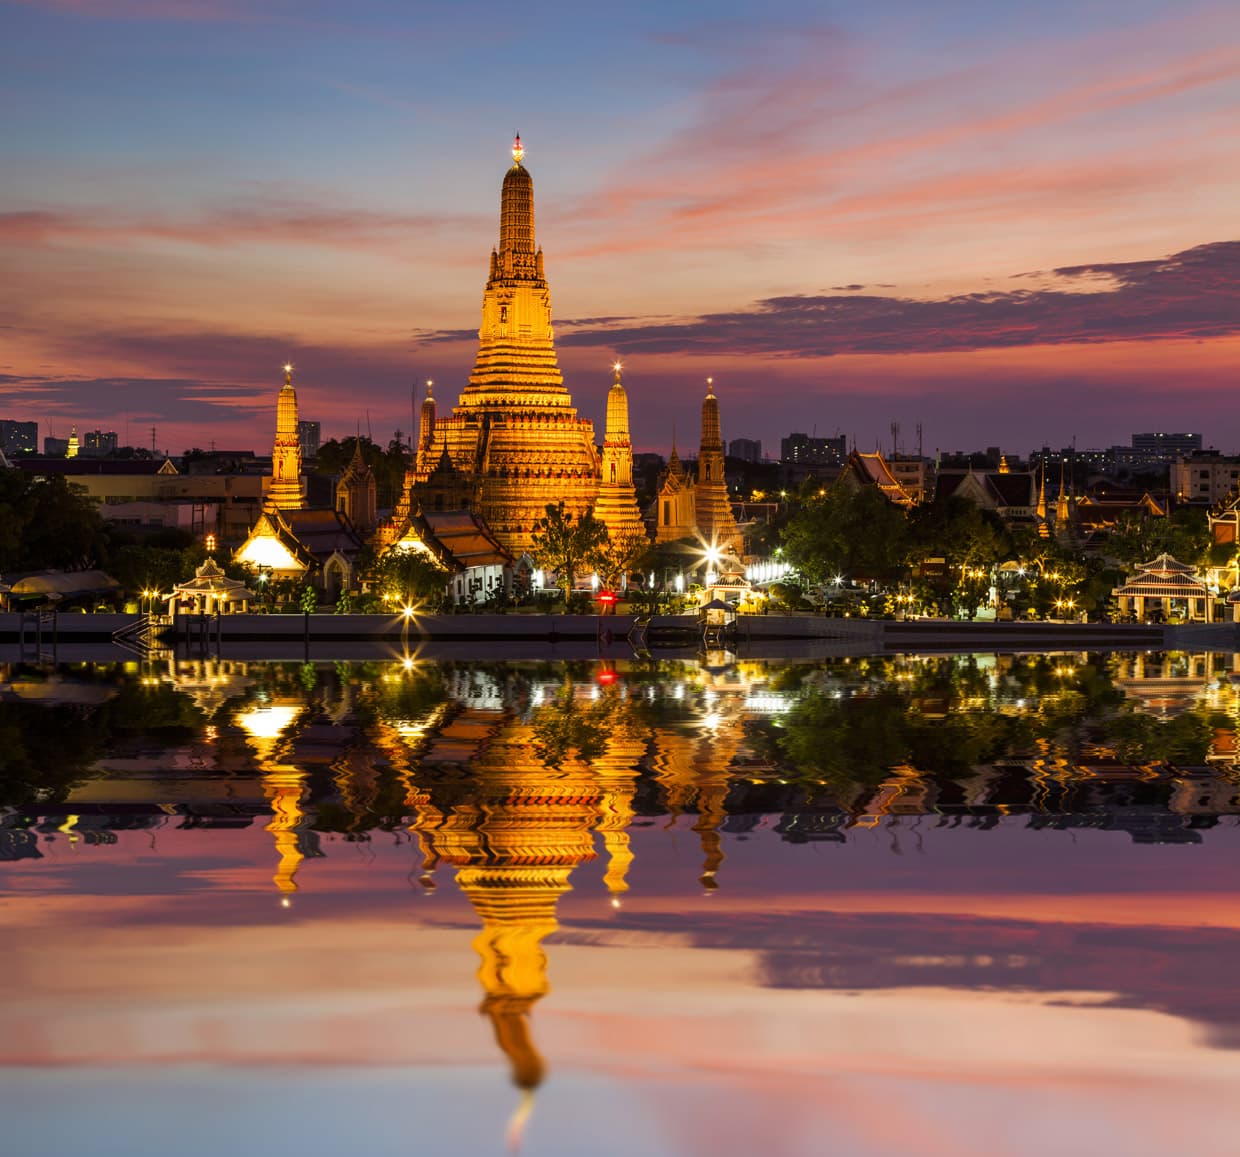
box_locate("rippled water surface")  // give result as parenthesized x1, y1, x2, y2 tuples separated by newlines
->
(4, 651, 1240, 1156)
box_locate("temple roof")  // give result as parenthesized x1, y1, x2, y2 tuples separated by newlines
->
(172, 557, 254, 600)
(840, 450, 915, 507)
(242, 504, 365, 570)
(409, 509, 512, 572)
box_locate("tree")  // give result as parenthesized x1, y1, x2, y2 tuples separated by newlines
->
(366, 547, 450, 606)
(0, 470, 109, 572)
(781, 485, 909, 586)
(592, 530, 650, 591)
(1108, 507, 1211, 568)
(530, 502, 609, 605)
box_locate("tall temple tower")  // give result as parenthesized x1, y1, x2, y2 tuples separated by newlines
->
(592, 363, 647, 544)
(417, 380, 436, 456)
(269, 364, 305, 511)
(693, 378, 740, 550)
(656, 381, 742, 551)
(402, 136, 600, 555)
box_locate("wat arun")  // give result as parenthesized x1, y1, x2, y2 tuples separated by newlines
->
(384, 135, 641, 556)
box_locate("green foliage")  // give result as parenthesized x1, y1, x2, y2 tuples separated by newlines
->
(530, 502, 610, 605)
(365, 547, 450, 605)
(0, 470, 110, 572)
(592, 529, 650, 590)
(780, 484, 909, 584)
(1107, 507, 1211, 568)
(335, 589, 354, 614)
(909, 495, 1010, 568)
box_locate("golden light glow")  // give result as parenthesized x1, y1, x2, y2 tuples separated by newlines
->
(283, 363, 293, 375)
(235, 703, 300, 742)
(612, 360, 622, 373)
(234, 534, 302, 572)
(511, 132, 524, 164)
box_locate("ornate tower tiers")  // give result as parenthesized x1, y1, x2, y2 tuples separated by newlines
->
(268, 364, 305, 511)
(593, 363, 647, 543)
(409, 136, 600, 555)
(693, 378, 741, 552)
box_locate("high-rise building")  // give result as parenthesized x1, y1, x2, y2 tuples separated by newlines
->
(728, 437, 762, 463)
(83, 429, 118, 457)
(780, 432, 846, 466)
(297, 420, 321, 463)
(0, 420, 37, 457)
(1130, 432, 1203, 462)
(386, 136, 602, 555)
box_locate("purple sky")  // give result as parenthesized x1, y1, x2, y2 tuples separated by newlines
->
(2, 0, 1238, 458)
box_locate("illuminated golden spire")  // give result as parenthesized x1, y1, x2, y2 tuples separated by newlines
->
(1036, 459, 1049, 538)
(595, 362, 647, 543)
(269, 363, 305, 510)
(511, 131, 524, 166)
(1055, 458, 1071, 525)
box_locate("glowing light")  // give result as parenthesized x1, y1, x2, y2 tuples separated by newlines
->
(402, 605, 415, 619)
(610, 897, 622, 910)
(511, 132, 524, 164)
(283, 363, 292, 375)
(612, 360, 623, 374)
(235, 703, 300, 742)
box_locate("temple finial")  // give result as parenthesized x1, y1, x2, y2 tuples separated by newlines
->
(426, 378, 434, 399)
(612, 360, 622, 384)
(512, 132, 524, 165)
(283, 363, 293, 386)
(706, 376, 714, 396)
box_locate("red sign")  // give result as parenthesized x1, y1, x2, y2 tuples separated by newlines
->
(596, 590, 618, 605)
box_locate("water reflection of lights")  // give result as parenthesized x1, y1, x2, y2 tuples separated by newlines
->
(235, 704, 300, 741)
(700, 711, 723, 731)
(743, 694, 792, 714)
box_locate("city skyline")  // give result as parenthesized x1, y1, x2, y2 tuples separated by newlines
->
(2, 1, 1238, 456)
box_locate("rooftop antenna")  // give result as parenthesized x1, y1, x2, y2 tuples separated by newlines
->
(366, 410, 372, 442)
(890, 421, 900, 458)
(916, 422, 923, 460)
(151, 426, 157, 454)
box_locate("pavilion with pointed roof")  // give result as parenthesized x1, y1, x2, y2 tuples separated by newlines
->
(1111, 553, 1216, 623)
(165, 556, 255, 616)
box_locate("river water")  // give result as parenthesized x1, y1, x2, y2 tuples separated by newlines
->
(3, 650, 1240, 1156)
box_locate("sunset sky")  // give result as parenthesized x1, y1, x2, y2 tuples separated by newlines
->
(2, 0, 1238, 458)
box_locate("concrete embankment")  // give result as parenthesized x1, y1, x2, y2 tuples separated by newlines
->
(1, 611, 1235, 664)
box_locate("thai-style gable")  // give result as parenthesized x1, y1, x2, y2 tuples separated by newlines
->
(234, 502, 365, 601)
(836, 450, 916, 508)
(391, 508, 513, 606)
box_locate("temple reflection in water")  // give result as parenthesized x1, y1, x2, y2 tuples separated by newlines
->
(6, 649, 1240, 1121)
